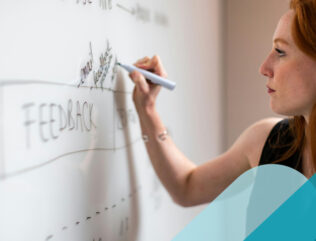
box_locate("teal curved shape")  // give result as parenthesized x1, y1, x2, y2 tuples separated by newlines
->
(172, 165, 307, 241)
(245, 173, 316, 240)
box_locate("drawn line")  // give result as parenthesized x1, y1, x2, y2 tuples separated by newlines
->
(0, 79, 132, 94)
(116, 3, 135, 15)
(113, 94, 117, 151)
(128, 189, 139, 198)
(0, 138, 142, 180)
(45, 235, 54, 240)
(48, 187, 142, 240)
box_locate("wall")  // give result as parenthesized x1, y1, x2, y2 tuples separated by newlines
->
(225, 0, 289, 148)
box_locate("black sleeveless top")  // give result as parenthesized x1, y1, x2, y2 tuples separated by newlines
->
(259, 118, 302, 172)
(246, 119, 303, 236)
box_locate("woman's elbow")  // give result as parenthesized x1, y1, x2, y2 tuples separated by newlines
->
(171, 190, 214, 207)
(172, 196, 191, 207)
(171, 194, 199, 207)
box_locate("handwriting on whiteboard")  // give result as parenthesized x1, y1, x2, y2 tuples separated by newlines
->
(117, 108, 136, 130)
(78, 40, 116, 90)
(75, 0, 113, 11)
(22, 99, 96, 148)
(70, 0, 169, 26)
(0, 83, 138, 177)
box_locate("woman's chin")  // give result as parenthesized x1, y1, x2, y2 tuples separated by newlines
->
(271, 104, 301, 117)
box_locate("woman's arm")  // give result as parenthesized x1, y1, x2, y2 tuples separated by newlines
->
(130, 55, 281, 207)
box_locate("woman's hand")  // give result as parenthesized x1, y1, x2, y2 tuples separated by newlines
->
(129, 55, 168, 113)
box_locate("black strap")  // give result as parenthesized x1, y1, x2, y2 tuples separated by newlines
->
(259, 119, 302, 172)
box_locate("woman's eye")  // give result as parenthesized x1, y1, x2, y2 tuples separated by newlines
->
(275, 48, 286, 57)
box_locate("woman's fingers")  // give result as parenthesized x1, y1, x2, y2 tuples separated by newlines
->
(135, 55, 168, 78)
(130, 57, 164, 109)
(135, 56, 150, 65)
(129, 70, 149, 94)
(150, 55, 168, 77)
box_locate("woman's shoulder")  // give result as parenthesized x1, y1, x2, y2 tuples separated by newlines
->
(249, 117, 285, 135)
(238, 117, 284, 168)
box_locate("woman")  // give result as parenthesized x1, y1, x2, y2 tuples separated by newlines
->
(128, 0, 316, 207)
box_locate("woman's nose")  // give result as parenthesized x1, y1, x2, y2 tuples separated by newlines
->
(259, 55, 273, 78)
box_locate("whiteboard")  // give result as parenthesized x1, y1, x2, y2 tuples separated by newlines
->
(0, 0, 224, 240)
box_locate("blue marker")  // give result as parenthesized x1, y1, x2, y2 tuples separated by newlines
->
(117, 62, 176, 91)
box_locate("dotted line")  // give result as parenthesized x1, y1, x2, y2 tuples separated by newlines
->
(45, 235, 53, 241)
(44, 186, 141, 241)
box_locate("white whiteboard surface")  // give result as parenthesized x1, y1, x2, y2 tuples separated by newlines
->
(0, 0, 224, 240)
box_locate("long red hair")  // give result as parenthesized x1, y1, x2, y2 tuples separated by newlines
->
(275, 0, 316, 170)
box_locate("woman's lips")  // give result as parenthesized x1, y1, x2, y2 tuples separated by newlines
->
(266, 85, 276, 93)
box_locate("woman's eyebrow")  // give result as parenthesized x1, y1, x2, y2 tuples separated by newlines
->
(274, 38, 290, 45)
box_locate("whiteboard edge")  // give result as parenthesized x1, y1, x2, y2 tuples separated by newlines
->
(0, 87, 4, 176)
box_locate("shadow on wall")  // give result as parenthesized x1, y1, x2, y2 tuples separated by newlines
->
(113, 69, 140, 241)
(77, 68, 140, 240)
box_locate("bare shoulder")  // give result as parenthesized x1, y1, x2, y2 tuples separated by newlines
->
(229, 117, 283, 169)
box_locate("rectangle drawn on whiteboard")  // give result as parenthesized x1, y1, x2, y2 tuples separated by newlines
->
(0, 83, 139, 177)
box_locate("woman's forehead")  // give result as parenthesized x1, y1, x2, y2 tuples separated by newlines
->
(273, 10, 295, 45)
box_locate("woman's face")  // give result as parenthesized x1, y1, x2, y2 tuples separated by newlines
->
(260, 10, 316, 119)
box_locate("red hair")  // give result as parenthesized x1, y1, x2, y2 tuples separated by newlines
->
(275, 0, 316, 171)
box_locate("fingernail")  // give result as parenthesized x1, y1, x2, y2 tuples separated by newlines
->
(137, 64, 147, 68)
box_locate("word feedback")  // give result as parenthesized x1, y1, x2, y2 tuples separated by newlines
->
(22, 99, 96, 148)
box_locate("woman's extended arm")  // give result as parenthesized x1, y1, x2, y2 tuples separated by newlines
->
(130, 55, 280, 207)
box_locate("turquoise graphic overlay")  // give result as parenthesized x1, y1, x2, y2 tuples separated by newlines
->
(245, 173, 316, 240)
(172, 165, 307, 241)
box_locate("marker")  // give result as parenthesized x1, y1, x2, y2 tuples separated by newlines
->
(116, 62, 176, 90)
